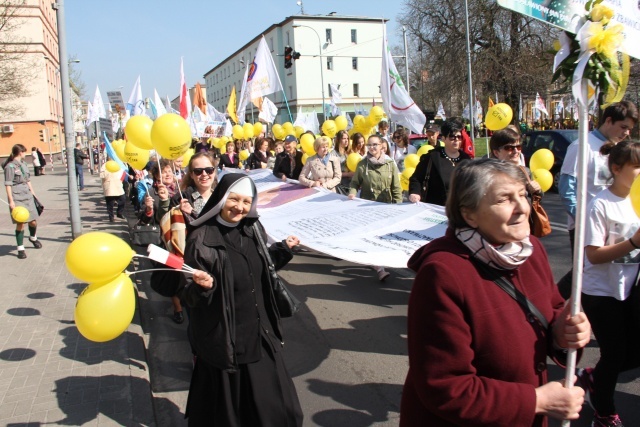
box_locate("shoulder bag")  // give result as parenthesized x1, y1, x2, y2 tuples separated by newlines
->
(420, 154, 434, 201)
(130, 219, 162, 246)
(253, 223, 301, 318)
(475, 260, 549, 330)
(519, 166, 552, 238)
(33, 196, 44, 216)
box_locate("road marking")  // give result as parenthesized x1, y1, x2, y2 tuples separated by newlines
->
(549, 221, 568, 232)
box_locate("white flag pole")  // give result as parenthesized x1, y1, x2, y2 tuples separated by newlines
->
(561, 79, 589, 427)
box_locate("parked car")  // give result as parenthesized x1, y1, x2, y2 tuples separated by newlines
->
(408, 134, 431, 150)
(521, 129, 578, 191)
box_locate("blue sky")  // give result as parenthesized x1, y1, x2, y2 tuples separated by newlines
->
(66, 0, 404, 101)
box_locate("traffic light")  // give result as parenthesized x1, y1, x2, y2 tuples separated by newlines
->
(284, 46, 293, 69)
(292, 51, 300, 60)
(38, 129, 45, 142)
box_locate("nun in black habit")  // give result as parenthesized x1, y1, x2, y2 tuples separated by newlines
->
(182, 173, 303, 427)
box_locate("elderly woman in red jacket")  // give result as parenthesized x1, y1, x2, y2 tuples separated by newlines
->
(400, 158, 590, 427)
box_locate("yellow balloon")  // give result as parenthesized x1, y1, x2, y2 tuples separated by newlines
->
(631, 175, 640, 218)
(214, 138, 227, 150)
(353, 115, 366, 129)
(242, 123, 254, 139)
(417, 144, 434, 157)
(105, 160, 120, 173)
(370, 106, 385, 123)
(253, 122, 264, 136)
(300, 134, 316, 156)
(182, 148, 194, 166)
(232, 124, 244, 140)
(239, 149, 250, 162)
(322, 120, 337, 138)
(532, 169, 553, 193)
(301, 153, 309, 165)
(335, 116, 348, 131)
(11, 206, 29, 223)
(124, 141, 150, 170)
(272, 124, 285, 140)
(400, 167, 416, 191)
(485, 103, 513, 131)
(211, 138, 220, 148)
(65, 232, 135, 284)
(404, 153, 420, 170)
(530, 148, 554, 171)
(366, 114, 378, 128)
(346, 153, 362, 172)
(124, 116, 154, 150)
(293, 126, 304, 139)
(150, 113, 192, 159)
(74, 273, 135, 342)
(282, 122, 294, 136)
(113, 139, 126, 163)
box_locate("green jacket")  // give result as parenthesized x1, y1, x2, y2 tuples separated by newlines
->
(349, 155, 402, 204)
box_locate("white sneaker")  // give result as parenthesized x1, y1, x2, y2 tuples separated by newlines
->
(377, 270, 390, 281)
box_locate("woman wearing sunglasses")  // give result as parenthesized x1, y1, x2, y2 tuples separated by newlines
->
(409, 119, 471, 206)
(489, 127, 542, 196)
(176, 152, 218, 221)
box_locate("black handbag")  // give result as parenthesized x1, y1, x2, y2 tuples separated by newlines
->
(130, 221, 162, 246)
(253, 224, 301, 318)
(33, 196, 44, 216)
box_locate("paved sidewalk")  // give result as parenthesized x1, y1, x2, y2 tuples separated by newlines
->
(0, 165, 157, 426)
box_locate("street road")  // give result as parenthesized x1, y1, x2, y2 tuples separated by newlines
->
(141, 193, 640, 427)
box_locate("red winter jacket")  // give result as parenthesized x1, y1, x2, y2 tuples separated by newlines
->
(400, 228, 570, 427)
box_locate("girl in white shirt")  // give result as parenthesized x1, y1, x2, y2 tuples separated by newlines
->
(390, 129, 416, 172)
(580, 140, 640, 427)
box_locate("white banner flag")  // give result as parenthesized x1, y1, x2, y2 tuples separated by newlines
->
(258, 96, 278, 124)
(535, 92, 549, 116)
(381, 25, 425, 134)
(238, 36, 284, 124)
(126, 76, 145, 116)
(90, 85, 106, 124)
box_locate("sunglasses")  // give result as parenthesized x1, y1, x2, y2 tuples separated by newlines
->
(447, 134, 462, 140)
(192, 167, 215, 176)
(501, 144, 522, 152)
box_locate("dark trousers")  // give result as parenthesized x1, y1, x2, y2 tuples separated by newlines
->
(582, 288, 640, 415)
(105, 195, 125, 219)
(33, 165, 41, 176)
(76, 163, 85, 189)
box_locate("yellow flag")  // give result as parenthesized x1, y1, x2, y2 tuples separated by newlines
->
(227, 85, 239, 124)
(488, 97, 495, 109)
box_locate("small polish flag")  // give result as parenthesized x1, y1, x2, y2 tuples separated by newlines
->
(147, 244, 185, 270)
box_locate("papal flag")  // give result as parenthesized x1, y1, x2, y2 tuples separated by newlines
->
(126, 76, 145, 117)
(227, 86, 239, 124)
(237, 36, 284, 124)
(436, 101, 446, 120)
(380, 24, 425, 134)
(535, 92, 549, 116)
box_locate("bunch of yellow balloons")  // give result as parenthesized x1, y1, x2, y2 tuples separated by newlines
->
(529, 148, 554, 192)
(66, 232, 137, 342)
(348, 106, 386, 139)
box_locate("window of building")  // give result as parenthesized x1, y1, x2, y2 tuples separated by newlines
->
(352, 57, 358, 70)
(289, 85, 293, 100)
(233, 63, 236, 73)
(327, 56, 333, 70)
(328, 84, 332, 96)
(353, 83, 359, 97)
(351, 29, 357, 44)
(326, 28, 332, 44)
(269, 37, 274, 52)
(286, 31, 290, 46)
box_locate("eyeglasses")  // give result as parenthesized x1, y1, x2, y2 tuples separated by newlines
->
(192, 167, 215, 176)
(447, 134, 462, 140)
(501, 144, 522, 152)
(366, 143, 380, 148)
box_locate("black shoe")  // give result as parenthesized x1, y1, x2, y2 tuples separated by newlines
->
(29, 239, 42, 249)
(116, 214, 125, 219)
(173, 311, 184, 324)
(17, 250, 26, 259)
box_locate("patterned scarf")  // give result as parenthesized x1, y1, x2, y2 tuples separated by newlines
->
(455, 227, 533, 270)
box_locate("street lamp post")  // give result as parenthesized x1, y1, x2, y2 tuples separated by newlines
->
(46, 58, 80, 167)
(293, 24, 326, 122)
(53, 0, 82, 238)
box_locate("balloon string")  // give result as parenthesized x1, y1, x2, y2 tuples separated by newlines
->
(133, 254, 196, 273)
(0, 197, 10, 207)
(126, 268, 195, 276)
(171, 162, 184, 200)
